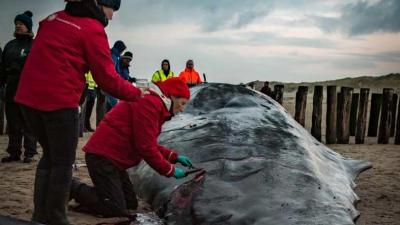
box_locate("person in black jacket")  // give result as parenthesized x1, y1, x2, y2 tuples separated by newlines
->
(0, 11, 37, 163)
(260, 81, 273, 97)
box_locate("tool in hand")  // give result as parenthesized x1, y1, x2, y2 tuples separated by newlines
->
(184, 168, 203, 177)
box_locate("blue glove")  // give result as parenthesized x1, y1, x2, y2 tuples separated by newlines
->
(173, 167, 186, 179)
(177, 155, 193, 168)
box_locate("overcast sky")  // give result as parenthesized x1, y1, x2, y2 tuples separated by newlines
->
(0, 0, 399, 84)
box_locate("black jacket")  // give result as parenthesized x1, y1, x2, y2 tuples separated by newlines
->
(0, 36, 33, 102)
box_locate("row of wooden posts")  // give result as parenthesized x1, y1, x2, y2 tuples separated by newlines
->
(270, 85, 400, 145)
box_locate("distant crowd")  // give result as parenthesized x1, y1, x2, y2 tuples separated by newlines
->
(82, 40, 203, 133)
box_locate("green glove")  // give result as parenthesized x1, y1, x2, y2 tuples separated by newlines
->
(173, 167, 186, 179)
(177, 155, 193, 167)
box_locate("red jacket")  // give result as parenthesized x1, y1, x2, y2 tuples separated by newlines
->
(15, 11, 140, 111)
(179, 68, 202, 85)
(83, 90, 178, 177)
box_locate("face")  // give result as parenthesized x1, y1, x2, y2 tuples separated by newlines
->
(15, 21, 28, 34)
(122, 58, 132, 66)
(102, 6, 114, 20)
(162, 62, 169, 71)
(186, 60, 194, 69)
(171, 96, 188, 115)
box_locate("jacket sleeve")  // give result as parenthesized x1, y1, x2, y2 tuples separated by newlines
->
(196, 71, 202, 83)
(158, 145, 178, 163)
(151, 71, 160, 82)
(82, 26, 141, 102)
(0, 44, 8, 86)
(131, 97, 175, 177)
(0, 48, 4, 86)
(178, 72, 186, 83)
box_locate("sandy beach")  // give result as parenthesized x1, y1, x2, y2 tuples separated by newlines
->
(0, 93, 399, 225)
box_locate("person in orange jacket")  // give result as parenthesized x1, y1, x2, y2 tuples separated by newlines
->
(178, 59, 202, 87)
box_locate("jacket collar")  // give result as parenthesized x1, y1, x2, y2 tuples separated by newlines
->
(185, 68, 194, 73)
(148, 82, 172, 110)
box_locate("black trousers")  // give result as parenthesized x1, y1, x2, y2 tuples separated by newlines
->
(73, 153, 137, 218)
(84, 89, 96, 129)
(21, 105, 78, 224)
(5, 101, 37, 157)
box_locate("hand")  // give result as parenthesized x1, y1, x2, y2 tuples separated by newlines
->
(139, 87, 150, 97)
(173, 167, 186, 179)
(177, 155, 193, 168)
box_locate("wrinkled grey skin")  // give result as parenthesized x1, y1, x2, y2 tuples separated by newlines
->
(129, 83, 372, 225)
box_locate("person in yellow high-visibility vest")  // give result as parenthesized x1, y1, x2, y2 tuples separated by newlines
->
(151, 59, 174, 82)
(85, 71, 97, 132)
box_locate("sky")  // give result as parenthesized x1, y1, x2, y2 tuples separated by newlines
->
(0, 0, 399, 84)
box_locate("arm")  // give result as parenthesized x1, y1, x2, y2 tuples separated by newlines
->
(131, 97, 175, 177)
(158, 145, 178, 163)
(196, 71, 202, 84)
(83, 27, 141, 102)
(178, 72, 186, 84)
(0, 44, 8, 86)
(151, 71, 161, 82)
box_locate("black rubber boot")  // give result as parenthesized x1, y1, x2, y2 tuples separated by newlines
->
(69, 177, 85, 201)
(1, 155, 20, 162)
(23, 156, 34, 163)
(32, 169, 50, 224)
(46, 167, 73, 225)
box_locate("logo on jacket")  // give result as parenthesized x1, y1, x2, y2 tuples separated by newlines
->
(48, 14, 57, 21)
(20, 49, 27, 57)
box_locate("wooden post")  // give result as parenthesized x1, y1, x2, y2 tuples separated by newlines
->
(337, 87, 353, 144)
(295, 86, 308, 127)
(273, 85, 284, 105)
(390, 94, 398, 137)
(395, 96, 400, 145)
(378, 88, 394, 144)
(311, 86, 323, 141)
(336, 92, 342, 139)
(349, 93, 359, 136)
(368, 93, 382, 137)
(326, 86, 337, 144)
(355, 88, 370, 144)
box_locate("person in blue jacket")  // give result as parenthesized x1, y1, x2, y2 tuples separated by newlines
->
(117, 51, 132, 80)
(106, 51, 133, 111)
(97, 40, 126, 119)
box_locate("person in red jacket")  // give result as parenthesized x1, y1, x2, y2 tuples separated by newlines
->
(14, 1, 147, 225)
(69, 77, 193, 218)
(178, 59, 202, 87)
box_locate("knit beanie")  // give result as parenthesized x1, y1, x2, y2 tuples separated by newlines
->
(121, 51, 133, 60)
(156, 77, 190, 100)
(97, 0, 121, 11)
(15, 11, 33, 32)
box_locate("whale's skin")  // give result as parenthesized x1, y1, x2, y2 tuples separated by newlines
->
(129, 83, 372, 225)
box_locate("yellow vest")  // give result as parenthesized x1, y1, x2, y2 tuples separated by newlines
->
(151, 69, 174, 82)
(85, 71, 97, 90)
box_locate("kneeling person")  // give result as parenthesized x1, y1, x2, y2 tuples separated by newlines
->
(70, 78, 193, 217)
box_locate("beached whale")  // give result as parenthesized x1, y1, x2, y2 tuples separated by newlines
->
(129, 83, 372, 225)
